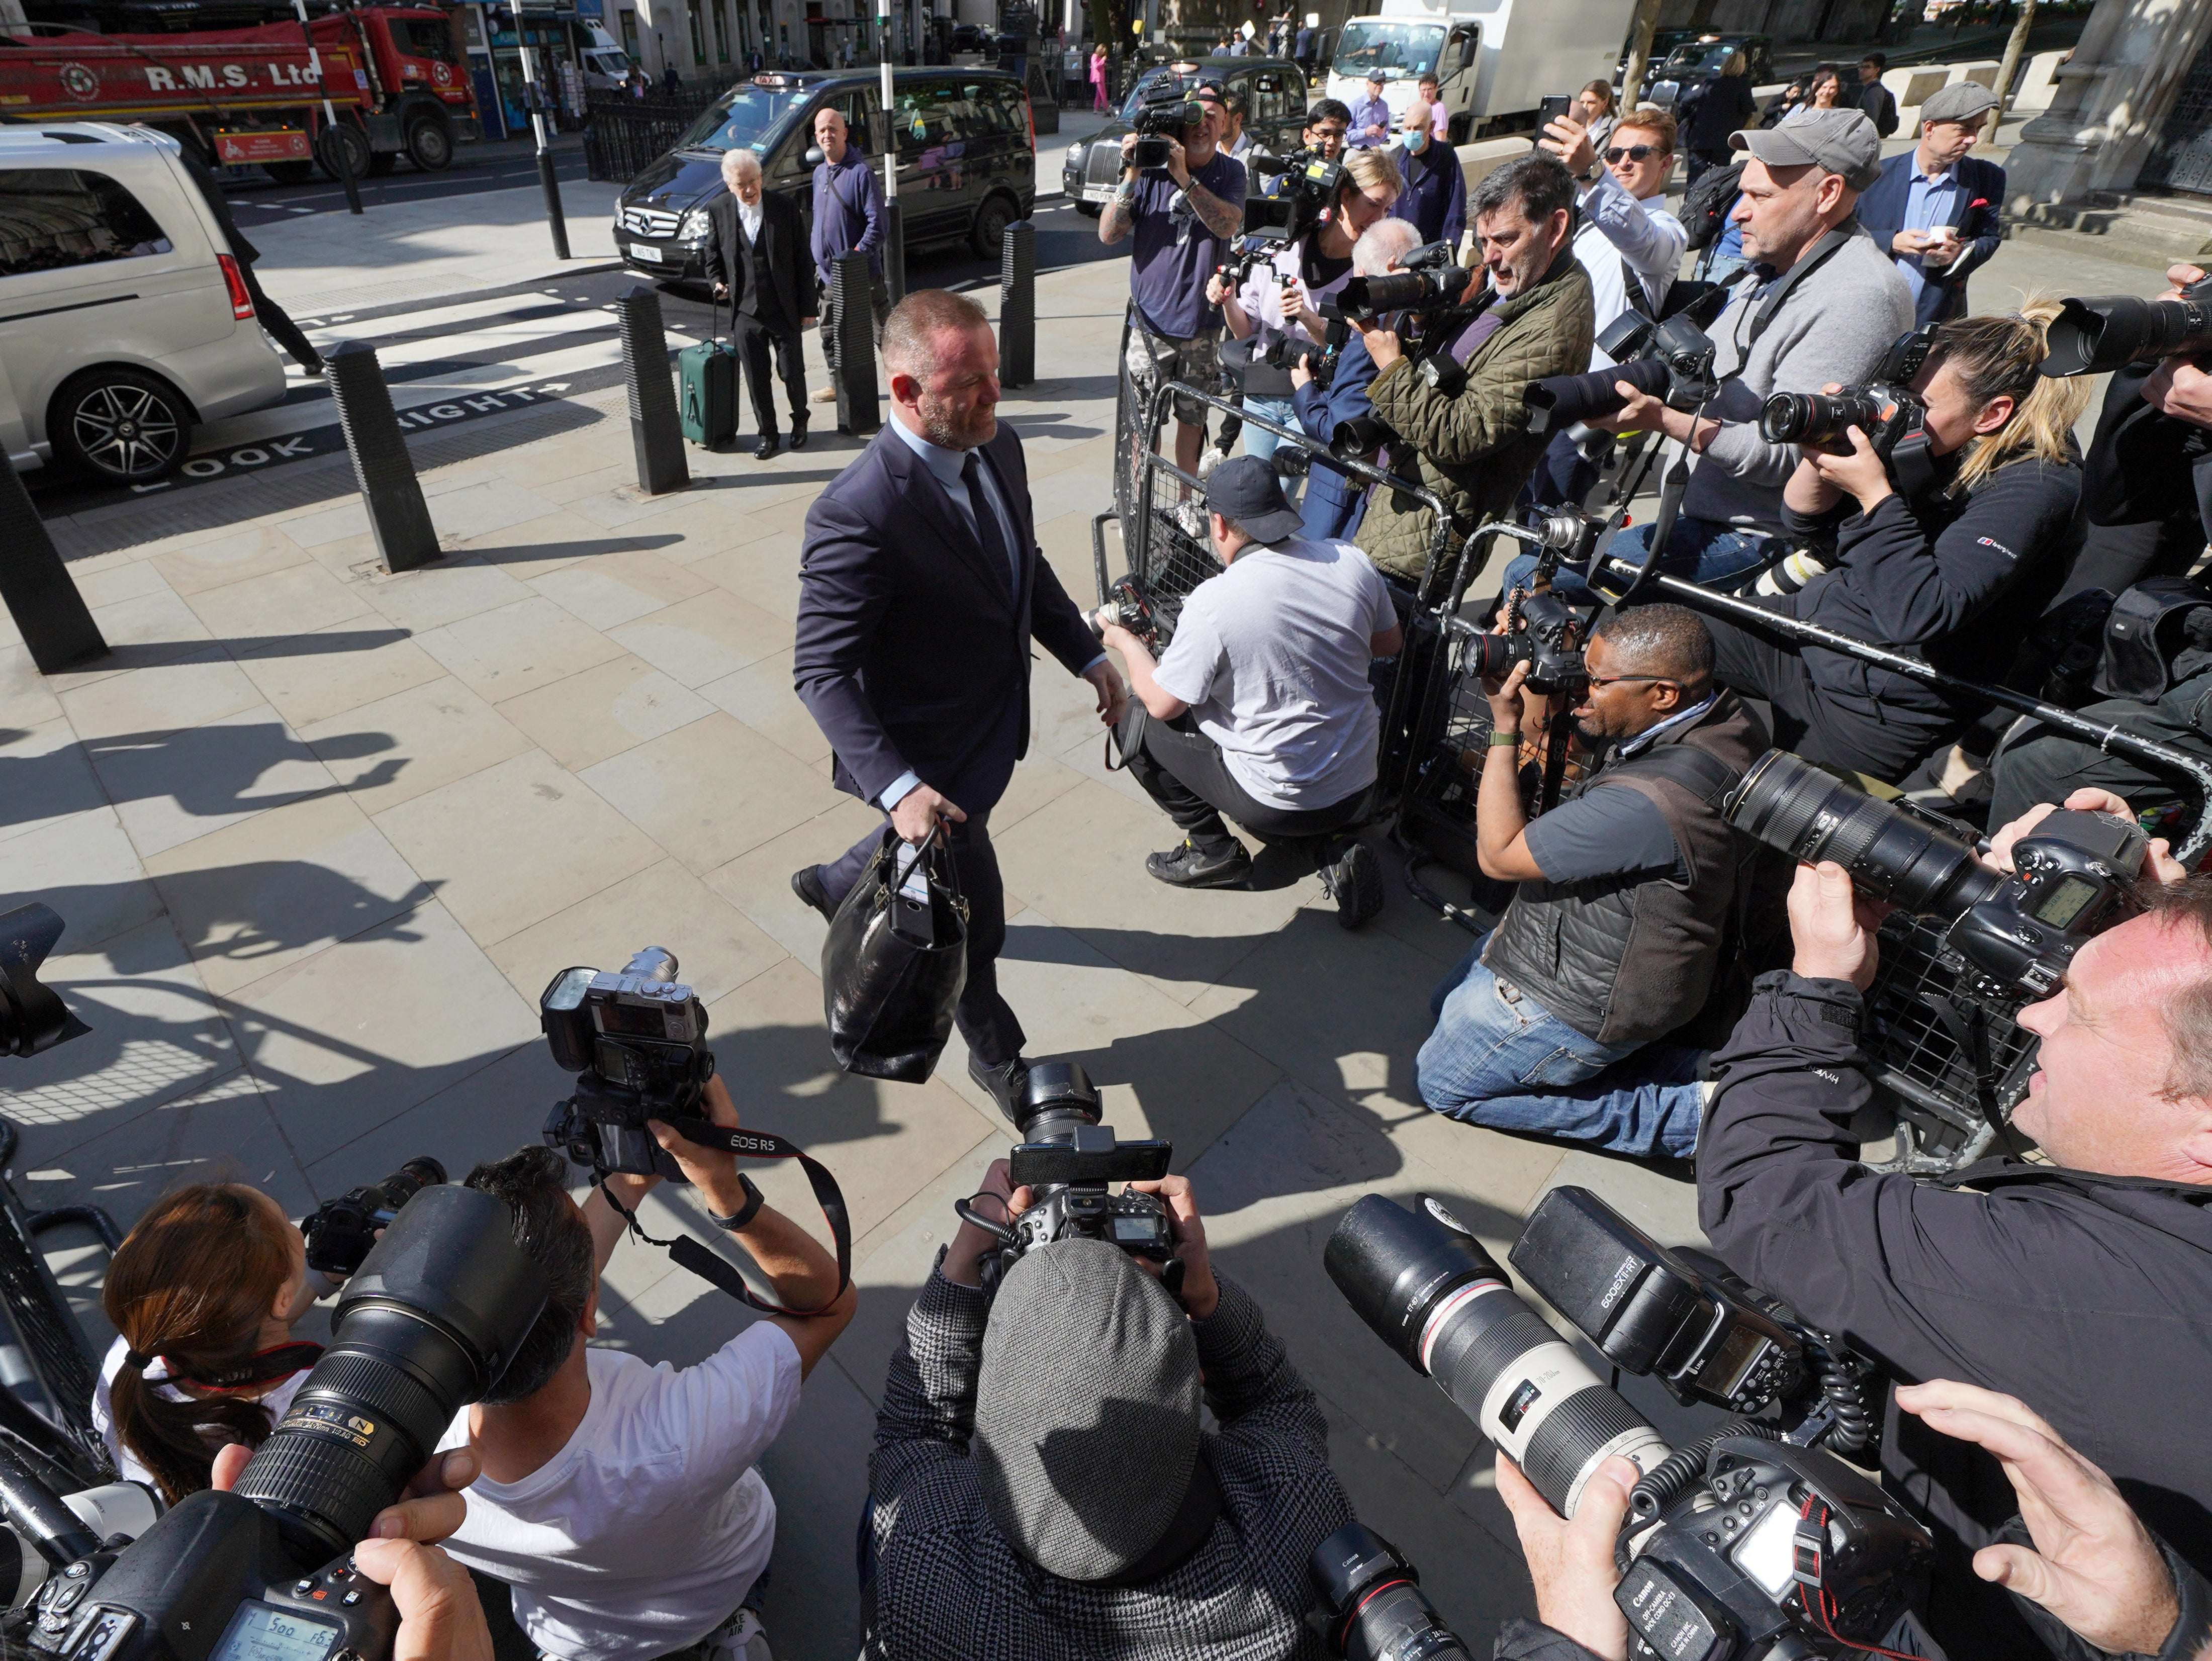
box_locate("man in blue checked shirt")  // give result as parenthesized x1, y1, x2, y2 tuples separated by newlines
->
(1349, 69, 1392, 146)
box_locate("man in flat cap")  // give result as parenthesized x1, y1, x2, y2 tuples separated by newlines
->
(1857, 81, 2006, 325)
(861, 1165, 1352, 1660)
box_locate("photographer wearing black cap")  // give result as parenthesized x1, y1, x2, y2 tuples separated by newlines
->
(862, 1163, 1353, 1661)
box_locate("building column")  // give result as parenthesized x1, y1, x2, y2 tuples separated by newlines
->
(2005, 0, 2212, 210)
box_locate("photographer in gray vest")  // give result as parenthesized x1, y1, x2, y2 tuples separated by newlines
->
(1415, 605, 1767, 1157)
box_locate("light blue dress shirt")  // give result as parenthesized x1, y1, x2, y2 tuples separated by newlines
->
(1897, 163, 1964, 307)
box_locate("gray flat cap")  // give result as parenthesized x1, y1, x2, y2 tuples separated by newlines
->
(973, 1238, 1202, 1581)
(1730, 107, 1884, 191)
(1920, 80, 2000, 125)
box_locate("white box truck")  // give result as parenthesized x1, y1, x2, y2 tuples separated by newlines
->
(1321, 0, 1634, 142)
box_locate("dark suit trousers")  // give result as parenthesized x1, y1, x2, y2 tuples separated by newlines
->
(734, 311, 807, 434)
(239, 262, 321, 372)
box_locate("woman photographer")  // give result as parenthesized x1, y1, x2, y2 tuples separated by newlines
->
(1693, 302, 2092, 782)
(1205, 144, 1400, 462)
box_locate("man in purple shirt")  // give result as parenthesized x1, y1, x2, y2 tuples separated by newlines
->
(810, 106, 889, 408)
(1349, 70, 1392, 146)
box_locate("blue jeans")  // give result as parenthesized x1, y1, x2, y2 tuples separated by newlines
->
(1498, 516, 1772, 609)
(1416, 942, 1707, 1158)
(1241, 395, 1297, 462)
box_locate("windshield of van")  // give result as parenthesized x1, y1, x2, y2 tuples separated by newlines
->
(1332, 22, 1444, 81)
(676, 82, 809, 153)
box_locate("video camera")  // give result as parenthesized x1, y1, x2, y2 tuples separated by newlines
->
(1321, 1190, 1927, 1661)
(1525, 308, 1720, 436)
(2042, 270, 2212, 378)
(1728, 750, 2145, 1001)
(1, 904, 90, 1060)
(25, 1186, 547, 1661)
(1129, 86, 1204, 171)
(1759, 326, 1938, 466)
(300, 1158, 446, 1278)
(1242, 152, 1346, 249)
(540, 947, 714, 1182)
(953, 1062, 1178, 1298)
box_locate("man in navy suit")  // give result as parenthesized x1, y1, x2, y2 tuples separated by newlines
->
(790, 290, 1129, 1118)
(1856, 81, 2004, 327)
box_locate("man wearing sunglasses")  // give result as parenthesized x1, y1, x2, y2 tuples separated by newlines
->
(1414, 603, 1767, 1158)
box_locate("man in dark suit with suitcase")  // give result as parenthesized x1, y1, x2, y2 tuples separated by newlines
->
(1856, 81, 2004, 327)
(790, 290, 1129, 1117)
(706, 148, 813, 458)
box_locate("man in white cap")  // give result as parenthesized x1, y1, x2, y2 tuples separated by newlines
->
(1857, 80, 2006, 325)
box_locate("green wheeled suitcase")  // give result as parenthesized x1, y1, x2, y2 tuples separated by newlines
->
(680, 293, 739, 449)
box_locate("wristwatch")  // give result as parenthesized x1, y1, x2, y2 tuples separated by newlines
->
(1489, 729, 1522, 749)
(707, 1173, 765, 1232)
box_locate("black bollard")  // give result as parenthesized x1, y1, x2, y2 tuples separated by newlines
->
(616, 285, 688, 495)
(884, 197, 907, 305)
(323, 341, 440, 573)
(537, 147, 571, 260)
(0, 450, 105, 674)
(334, 126, 363, 217)
(831, 250, 881, 436)
(1000, 219, 1035, 389)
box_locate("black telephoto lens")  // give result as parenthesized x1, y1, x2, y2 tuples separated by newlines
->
(1524, 354, 1670, 432)
(1015, 1060, 1102, 1143)
(1727, 750, 2003, 915)
(1325, 1196, 1668, 1516)
(2040, 291, 2212, 378)
(232, 1185, 548, 1560)
(1759, 388, 1881, 446)
(1312, 1522, 1472, 1661)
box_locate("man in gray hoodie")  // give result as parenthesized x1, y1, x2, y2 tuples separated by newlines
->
(1504, 109, 1914, 604)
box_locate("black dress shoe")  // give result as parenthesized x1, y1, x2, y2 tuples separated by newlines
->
(789, 413, 808, 449)
(1145, 838, 1253, 888)
(790, 865, 836, 923)
(967, 1053, 1033, 1127)
(754, 433, 781, 460)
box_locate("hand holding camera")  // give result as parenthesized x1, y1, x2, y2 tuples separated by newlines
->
(1494, 1451, 1639, 1661)
(1537, 112, 1596, 179)
(1787, 860, 1889, 991)
(647, 1073, 745, 1215)
(1482, 654, 1533, 737)
(1123, 1175, 1217, 1319)
(1986, 787, 2186, 885)
(1802, 420, 1895, 513)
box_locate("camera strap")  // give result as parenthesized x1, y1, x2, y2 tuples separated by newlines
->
(596, 1127, 852, 1317)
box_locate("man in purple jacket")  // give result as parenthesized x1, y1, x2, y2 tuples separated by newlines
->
(810, 106, 889, 408)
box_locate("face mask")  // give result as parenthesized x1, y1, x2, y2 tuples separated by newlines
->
(1402, 128, 1428, 153)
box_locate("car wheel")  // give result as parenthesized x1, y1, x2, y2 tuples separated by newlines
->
(315, 122, 374, 183)
(970, 193, 1015, 257)
(1075, 199, 1101, 217)
(263, 159, 316, 184)
(407, 119, 454, 172)
(49, 368, 191, 485)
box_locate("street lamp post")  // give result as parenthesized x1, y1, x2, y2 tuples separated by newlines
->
(880, 0, 904, 301)
(293, 0, 362, 215)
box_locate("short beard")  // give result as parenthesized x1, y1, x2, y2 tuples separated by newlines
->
(917, 394, 994, 451)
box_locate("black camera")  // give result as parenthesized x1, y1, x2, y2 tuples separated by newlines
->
(1090, 572, 1164, 654)
(300, 1158, 447, 1279)
(1311, 1523, 1471, 1661)
(1728, 750, 2145, 1000)
(1526, 310, 1720, 435)
(1243, 153, 1346, 248)
(1, 904, 90, 1060)
(1465, 583, 1590, 696)
(27, 1186, 547, 1661)
(1334, 240, 1468, 323)
(2042, 272, 2212, 378)
(540, 947, 715, 1182)
(1129, 87, 1203, 170)
(958, 1063, 1177, 1296)
(1759, 384, 1924, 459)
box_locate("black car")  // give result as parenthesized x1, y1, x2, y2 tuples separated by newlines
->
(612, 66, 1036, 286)
(1640, 34, 1775, 106)
(1061, 55, 1310, 217)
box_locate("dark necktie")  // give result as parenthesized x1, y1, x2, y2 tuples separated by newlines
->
(961, 451, 1018, 602)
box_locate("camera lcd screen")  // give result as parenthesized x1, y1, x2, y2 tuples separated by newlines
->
(1705, 1321, 1770, 1392)
(2034, 875, 2099, 930)
(595, 1000, 671, 1039)
(1729, 1497, 1804, 1600)
(208, 1604, 344, 1661)
(1112, 1216, 1159, 1242)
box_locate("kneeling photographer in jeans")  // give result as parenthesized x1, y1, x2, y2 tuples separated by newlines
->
(1094, 456, 1402, 909)
(434, 1078, 856, 1661)
(1415, 605, 1766, 1157)
(863, 1165, 1352, 1660)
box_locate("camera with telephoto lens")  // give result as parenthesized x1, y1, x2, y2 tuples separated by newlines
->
(957, 1063, 1177, 1296)
(1525, 309, 1720, 436)
(1333, 239, 1468, 323)
(2041, 271, 2212, 378)
(1727, 750, 2146, 1001)
(1, 903, 90, 1060)
(540, 947, 714, 1183)
(1312, 1523, 1472, 1661)
(1242, 153, 1347, 248)
(1325, 1193, 1931, 1661)
(1129, 87, 1203, 170)
(25, 1186, 547, 1661)
(1760, 325, 1939, 462)
(300, 1158, 447, 1279)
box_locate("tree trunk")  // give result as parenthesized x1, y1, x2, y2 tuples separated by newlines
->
(1995, 0, 2038, 110)
(1619, 0, 1669, 111)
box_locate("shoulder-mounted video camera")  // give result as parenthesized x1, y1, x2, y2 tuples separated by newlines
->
(1242, 152, 1345, 247)
(1759, 325, 1939, 474)
(1129, 86, 1203, 170)
(1525, 305, 1722, 435)
(540, 947, 714, 1181)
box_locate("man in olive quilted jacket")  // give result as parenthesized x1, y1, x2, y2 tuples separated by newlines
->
(1351, 154, 1594, 589)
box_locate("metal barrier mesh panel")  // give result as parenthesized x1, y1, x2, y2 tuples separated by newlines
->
(1133, 454, 1225, 645)
(1863, 914, 2039, 1132)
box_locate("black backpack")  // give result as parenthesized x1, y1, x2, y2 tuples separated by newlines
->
(1680, 159, 1747, 251)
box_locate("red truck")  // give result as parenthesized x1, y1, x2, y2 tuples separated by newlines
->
(0, 7, 482, 181)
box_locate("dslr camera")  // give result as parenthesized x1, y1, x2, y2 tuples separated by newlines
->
(955, 1062, 1177, 1297)
(25, 1186, 547, 1661)
(1525, 307, 1721, 435)
(1129, 86, 1203, 171)
(1090, 572, 1164, 654)
(1465, 582, 1590, 696)
(1323, 1189, 1927, 1661)
(299, 1158, 446, 1278)
(2042, 269, 2212, 378)
(540, 947, 714, 1182)
(1728, 750, 2145, 1001)
(1759, 327, 1939, 465)
(1332, 238, 1468, 325)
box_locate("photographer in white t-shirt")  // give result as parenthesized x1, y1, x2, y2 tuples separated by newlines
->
(433, 1079, 856, 1661)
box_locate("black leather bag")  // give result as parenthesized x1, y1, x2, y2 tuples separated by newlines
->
(821, 829, 969, 1082)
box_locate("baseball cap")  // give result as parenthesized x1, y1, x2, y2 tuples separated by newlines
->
(1203, 455, 1304, 543)
(1365, 67, 1385, 83)
(1920, 80, 2000, 125)
(1729, 107, 1883, 191)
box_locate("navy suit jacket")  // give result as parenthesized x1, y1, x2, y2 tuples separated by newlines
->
(1857, 150, 2004, 326)
(1294, 329, 1377, 541)
(793, 420, 1099, 808)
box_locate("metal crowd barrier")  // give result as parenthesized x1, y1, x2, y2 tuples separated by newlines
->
(0, 1119, 119, 1485)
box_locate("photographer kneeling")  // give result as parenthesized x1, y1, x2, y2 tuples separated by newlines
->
(1691, 800, 2212, 1658)
(1696, 304, 2090, 783)
(862, 1164, 1352, 1660)
(1095, 456, 1402, 910)
(1415, 605, 1767, 1156)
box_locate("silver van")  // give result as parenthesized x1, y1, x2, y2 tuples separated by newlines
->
(1, 124, 287, 486)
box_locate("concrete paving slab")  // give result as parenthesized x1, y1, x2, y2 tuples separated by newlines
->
(232, 622, 452, 730)
(92, 704, 349, 861)
(299, 675, 533, 815)
(578, 711, 841, 872)
(498, 654, 718, 771)
(413, 595, 630, 703)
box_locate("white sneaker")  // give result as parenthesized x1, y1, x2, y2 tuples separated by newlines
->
(811, 384, 837, 403)
(702, 1609, 770, 1661)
